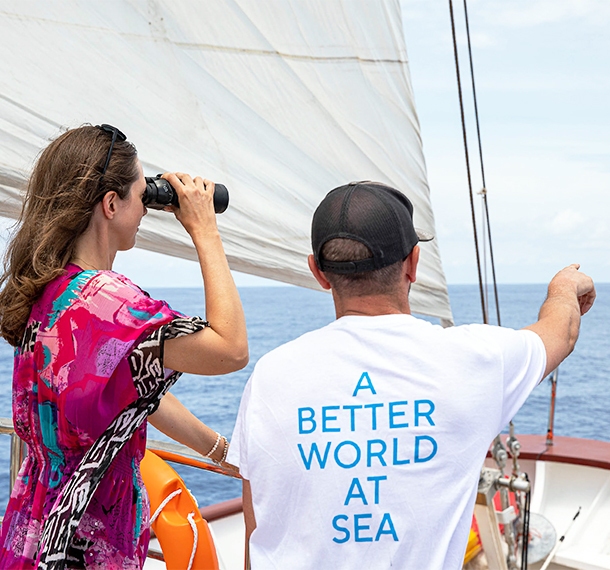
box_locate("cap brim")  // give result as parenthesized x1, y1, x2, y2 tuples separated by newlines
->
(416, 228, 434, 242)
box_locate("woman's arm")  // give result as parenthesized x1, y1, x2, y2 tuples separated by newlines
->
(148, 392, 237, 471)
(162, 173, 248, 375)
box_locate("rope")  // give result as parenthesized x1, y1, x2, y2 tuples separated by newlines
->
(480, 191, 489, 318)
(450, 9, 527, 568)
(150, 488, 182, 524)
(448, 0, 504, 326)
(521, 475, 531, 569)
(462, 0, 502, 326)
(149, 488, 199, 570)
(447, 0, 487, 323)
(186, 512, 199, 570)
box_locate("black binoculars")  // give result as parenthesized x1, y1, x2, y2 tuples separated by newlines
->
(143, 176, 229, 213)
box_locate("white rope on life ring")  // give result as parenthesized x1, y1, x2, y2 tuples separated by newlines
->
(150, 488, 198, 570)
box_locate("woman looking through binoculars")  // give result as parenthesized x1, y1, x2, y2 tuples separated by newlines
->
(0, 124, 248, 568)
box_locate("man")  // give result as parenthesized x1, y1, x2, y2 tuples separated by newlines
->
(227, 181, 595, 569)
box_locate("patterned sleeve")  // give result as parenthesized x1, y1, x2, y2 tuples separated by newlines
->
(129, 316, 209, 409)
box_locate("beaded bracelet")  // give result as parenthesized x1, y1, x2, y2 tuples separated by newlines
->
(205, 432, 222, 459)
(216, 436, 229, 465)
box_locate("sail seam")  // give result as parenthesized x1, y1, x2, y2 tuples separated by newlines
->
(174, 43, 408, 64)
(0, 94, 63, 129)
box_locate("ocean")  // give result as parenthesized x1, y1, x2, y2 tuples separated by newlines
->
(0, 283, 607, 509)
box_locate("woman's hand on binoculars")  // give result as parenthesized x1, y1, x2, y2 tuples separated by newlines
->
(160, 172, 247, 375)
(162, 172, 219, 240)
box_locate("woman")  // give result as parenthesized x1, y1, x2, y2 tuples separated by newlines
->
(0, 125, 248, 568)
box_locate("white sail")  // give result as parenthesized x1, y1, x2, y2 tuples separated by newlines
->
(0, 0, 452, 324)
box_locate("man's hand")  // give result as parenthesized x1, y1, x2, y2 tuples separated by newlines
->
(525, 264, 595, 377)
(547, 264, 596, 316)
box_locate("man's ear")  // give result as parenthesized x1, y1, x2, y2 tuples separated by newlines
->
(308, 254, 332, 290)
(405, 245, 420, 284)
(101, 191, 118, 219)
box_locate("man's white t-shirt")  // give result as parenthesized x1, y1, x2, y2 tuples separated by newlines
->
(228, 314, 546, 569)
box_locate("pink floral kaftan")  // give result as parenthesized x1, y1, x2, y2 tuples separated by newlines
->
(0, 264, 192, 568)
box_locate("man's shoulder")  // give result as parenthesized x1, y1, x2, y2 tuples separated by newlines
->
(443, 323, 545, 361)
(447, 322, 539, 342)
(257, 323, 332, 366)
(252, 314, 433, 370)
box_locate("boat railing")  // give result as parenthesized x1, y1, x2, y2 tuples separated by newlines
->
(0, 417, 241, 566)
(0, 417, 240, 498)
(0, 417, 26, 493)
(146, 438, 241, 479)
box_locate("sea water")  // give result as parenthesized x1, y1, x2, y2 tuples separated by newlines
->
(0, 283, 607, 509)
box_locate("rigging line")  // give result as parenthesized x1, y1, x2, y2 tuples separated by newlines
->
(447, 0, 487, 324)
(521, 474, 531, 570)
(481, 193, 489, 318)
(462, 0, 502, 326)
(483, 193, 501, 325)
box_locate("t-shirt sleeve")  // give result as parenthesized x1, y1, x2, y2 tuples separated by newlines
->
(466, 325, 546, 430)
(227, 374, 253, 479)
(497, 328, 547, 426)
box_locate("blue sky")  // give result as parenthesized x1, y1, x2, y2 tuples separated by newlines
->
(400, 0, 609, 285)
(112, 0, 609, 287)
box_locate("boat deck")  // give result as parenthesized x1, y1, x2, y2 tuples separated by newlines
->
(485, 435, 610, 570)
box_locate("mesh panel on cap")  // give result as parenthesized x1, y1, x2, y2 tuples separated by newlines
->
(312, 181, 421, 274)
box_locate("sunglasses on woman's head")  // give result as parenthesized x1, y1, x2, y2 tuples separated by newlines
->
(97, 124, 127, 176)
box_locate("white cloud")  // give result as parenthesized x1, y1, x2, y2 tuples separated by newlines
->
(547, 209, 585, 234)
(469, 32, 496, 49)
(476, 0, 610, 28)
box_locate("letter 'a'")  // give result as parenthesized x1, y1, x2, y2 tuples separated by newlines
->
(353, 372, 376, 397)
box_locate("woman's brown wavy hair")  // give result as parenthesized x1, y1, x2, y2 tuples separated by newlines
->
(0, 125, 139, 346)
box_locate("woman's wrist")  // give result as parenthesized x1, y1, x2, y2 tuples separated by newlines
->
(204, 432, 222, 459)
(218, 436, 229, 464)
(204, 432, 229, 464)
(190, 227, 222, 247)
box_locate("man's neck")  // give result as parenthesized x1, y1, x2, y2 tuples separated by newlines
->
(332, 291, 411, 319)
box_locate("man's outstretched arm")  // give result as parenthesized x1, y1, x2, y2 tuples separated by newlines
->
(525, 264, 595, 377)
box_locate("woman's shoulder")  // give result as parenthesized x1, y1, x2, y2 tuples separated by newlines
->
(77, 269, 150, 302)
(35, 265, 179, 329)
(44, 267, 161, 322)
(58, 267, 177, 326)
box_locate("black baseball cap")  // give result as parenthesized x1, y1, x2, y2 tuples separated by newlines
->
(311, 181, 433, 274)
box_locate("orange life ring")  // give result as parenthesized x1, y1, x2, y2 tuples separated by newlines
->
(141, 449, 220, 570)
